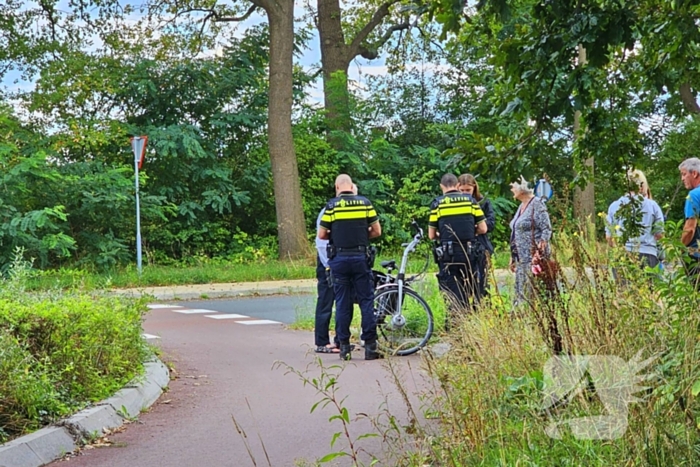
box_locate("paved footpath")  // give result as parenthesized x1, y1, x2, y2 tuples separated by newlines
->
(49, 293, 429, 467)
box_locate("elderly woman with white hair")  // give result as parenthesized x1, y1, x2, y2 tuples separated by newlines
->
(509, 176, 552, 306)
(605, 169, 664, 268)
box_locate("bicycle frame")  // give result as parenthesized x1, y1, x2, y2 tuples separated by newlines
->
(377, 222, 425, 329)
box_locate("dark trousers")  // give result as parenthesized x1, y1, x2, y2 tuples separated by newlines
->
(475, 253, 489, 300)
(328, 254, 377, 344)
(314, 257, 337, 347)
(437, 257, 479, 325)
(639, 253, 660, 268)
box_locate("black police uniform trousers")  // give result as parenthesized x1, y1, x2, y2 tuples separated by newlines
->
(328, 253, 377, 345)
(314, 256, 338, 348)
(437, 251, 480, 321)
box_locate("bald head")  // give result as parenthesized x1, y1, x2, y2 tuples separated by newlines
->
(335, 174, 353, 194)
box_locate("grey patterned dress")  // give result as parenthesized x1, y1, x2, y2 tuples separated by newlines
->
(509, 196, 552, 306)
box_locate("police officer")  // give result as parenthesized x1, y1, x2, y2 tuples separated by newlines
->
(313, 184, 358, 354)
(318, 175, 382, 361)
(429, 173, 487, 326)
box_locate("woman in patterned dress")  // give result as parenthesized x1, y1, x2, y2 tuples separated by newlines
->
(508, 176, 552, 306)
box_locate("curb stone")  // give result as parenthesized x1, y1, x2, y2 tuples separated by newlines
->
(112, 279, 317, 301)
(0, 356, 170, 467)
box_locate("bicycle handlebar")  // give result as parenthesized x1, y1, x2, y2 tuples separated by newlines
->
(380, 220, 429, 285)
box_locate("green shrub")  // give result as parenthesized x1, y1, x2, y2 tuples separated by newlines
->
(0, 330, 66, 442)
(0, 262, 148, 442)
(0, 293, 148, 403)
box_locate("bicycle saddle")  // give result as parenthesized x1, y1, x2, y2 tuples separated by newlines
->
(380, 260, 396, 270)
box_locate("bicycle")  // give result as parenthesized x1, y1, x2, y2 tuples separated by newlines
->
(372, 220, 434, 356)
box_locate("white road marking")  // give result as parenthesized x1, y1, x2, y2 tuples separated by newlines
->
(237, 319, 281, 325)
(172, 309, 218, 314)
(142, 333, 161, 339)
(148, 304, 183, 309)
(205, 314, 250, 320)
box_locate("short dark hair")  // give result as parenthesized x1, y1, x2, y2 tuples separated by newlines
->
(440, 173, 458, 188)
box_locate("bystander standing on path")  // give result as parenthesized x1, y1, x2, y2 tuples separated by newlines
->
(606, 169, 664, 269)
(679, 157, 700, 287)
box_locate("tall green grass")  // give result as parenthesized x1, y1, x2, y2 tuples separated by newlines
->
(360, 225, 700, 466)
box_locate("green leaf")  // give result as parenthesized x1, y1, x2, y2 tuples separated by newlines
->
(330, 431, 342, 448)
(691, 379, 700, 397)
(317, 452, 348, 463)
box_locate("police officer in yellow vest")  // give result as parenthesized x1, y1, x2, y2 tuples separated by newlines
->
(429, 173, 487, 326)
(318, 174, 382, 361)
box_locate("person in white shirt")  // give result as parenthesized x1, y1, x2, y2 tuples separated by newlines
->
(606, 169, 664, 268)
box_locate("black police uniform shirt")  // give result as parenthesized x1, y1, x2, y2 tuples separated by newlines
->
(319, 191, 379, 249)
(429, 189, 486, 242)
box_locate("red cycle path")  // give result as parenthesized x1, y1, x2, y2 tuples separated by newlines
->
(49, 304, 427, 467)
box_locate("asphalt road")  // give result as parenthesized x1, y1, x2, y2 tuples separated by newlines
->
(49, 297, 428, 467)
(175, 295, 317, 324)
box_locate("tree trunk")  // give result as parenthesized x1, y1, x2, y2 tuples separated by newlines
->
(573, 45, 595, 224)
(680, 82, 700, 115)
(318, 0, 352, 149)
(264, 3, 308, 259)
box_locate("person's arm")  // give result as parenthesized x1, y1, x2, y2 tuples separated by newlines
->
(472, 202, 487, 235)
(366, 201, 381, 239)
(482, 198, 496, 233)
(428, 199, 439, 240)
(652, 201, 664, 241)
(682, 197, 699, 246)
(368, 220, 382, 239)
(534, 199, 552, 250)
(682, 218, 698, 246)
(318, 204, 332, 240)
(605, 204, 616, 246)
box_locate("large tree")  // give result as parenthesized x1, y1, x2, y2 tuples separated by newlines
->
(314, 0, 417, 149)
(147, 0, 308, 259)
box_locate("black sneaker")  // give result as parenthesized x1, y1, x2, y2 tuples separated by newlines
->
(339, 344, 353, 361)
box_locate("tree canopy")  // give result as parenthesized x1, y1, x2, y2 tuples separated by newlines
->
(0, 0, 698, 269)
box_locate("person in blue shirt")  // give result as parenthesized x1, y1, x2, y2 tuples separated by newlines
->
(679, 157, 700, 286)
(313, 184, 358, 354)
(606, 169, 664, 268)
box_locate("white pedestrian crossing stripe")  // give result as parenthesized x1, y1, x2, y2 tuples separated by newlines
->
(142, 333, 160, 339)
(149, 305, 281, 325)
(172, 309, 218, 314)
(205, 314, 249, 320)
(237, 319, 281, 325)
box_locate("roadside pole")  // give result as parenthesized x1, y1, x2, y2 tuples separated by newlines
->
(130, 136, 148, 275)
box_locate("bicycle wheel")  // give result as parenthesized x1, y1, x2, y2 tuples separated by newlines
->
(373, 286, 433, 356)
